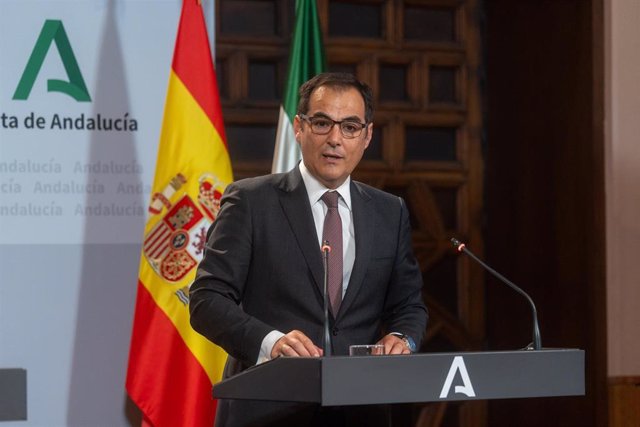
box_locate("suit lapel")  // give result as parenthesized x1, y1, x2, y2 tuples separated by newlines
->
(277, 168, 324, 293)
(337, 181, 373, 320)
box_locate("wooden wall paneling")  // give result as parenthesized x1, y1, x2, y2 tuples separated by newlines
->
(461, 0, 485, 348)
(319, 0, 393, 46)
(425, 52, 466, 110)
(485, 0, 606, 425)
(609, 377, 640, 427)
(401, 0, 465, 49)
(326, 48, 374, 82)
(589, 1, 608, 425)
(215, 48, 246, 104)
(217, 0, 294, 43)
(376, 54, 421, 109)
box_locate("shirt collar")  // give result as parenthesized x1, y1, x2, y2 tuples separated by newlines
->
(298, 162, 352, 210)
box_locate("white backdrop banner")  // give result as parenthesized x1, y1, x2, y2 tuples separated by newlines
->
(0, 1, 215, 426)
(1, 0, 213, 244)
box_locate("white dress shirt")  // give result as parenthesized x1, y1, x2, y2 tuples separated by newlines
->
(256, 162, 356, 363)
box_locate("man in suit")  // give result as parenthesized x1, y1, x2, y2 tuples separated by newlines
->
(190, 72, 428, 427)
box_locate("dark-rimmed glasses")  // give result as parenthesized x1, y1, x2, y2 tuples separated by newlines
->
(298, 114, 367, 139)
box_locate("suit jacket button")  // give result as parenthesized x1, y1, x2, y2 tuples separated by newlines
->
(332, 328, 339, 336)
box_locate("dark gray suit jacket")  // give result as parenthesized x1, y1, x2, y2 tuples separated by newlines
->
(190, 167, 428, 426)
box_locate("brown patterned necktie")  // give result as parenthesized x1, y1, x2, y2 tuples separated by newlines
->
(321, 191, 343, 315)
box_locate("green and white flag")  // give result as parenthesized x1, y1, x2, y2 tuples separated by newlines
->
(272, 0, 327, 173)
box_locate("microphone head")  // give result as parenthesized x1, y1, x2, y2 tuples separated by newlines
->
(321, 240, 331, 253)
(450, 237, 465, 252)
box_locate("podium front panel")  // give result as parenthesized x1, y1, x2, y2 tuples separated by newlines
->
(213, 349, 584, 406)
(321, 349, 584, 405)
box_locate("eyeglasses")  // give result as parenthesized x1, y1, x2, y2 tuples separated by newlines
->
(298, 114, 367, 139)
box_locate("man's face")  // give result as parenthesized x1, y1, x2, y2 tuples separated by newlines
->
(294, 86, 373, 189)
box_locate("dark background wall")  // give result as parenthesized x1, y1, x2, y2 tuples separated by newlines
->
(484, 0, 606, 426)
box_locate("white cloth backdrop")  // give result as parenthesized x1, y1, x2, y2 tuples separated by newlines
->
(0, 1, 214, 425)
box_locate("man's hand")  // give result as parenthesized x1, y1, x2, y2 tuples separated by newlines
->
(271, 330, 323, 358)
(377, 333, 412, 355)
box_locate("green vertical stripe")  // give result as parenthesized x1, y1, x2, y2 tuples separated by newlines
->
(282, 0, 327, 120)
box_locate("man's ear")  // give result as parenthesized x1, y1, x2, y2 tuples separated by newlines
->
(363, 122, 373, 149)
(293, 115, 302, 140)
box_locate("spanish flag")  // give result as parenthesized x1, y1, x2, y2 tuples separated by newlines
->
(126, 1, 231, 426)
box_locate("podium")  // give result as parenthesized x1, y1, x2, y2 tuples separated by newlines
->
(0, 368, 27, 421)
(213, 349, 584, 405)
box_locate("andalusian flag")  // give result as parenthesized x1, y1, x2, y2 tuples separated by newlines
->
(271, 0, 326, 173)
(126, 1, 231, 426)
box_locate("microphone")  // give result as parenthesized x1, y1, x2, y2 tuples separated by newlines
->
(451, 238, 542, 350)
(321, 241, 332, 356)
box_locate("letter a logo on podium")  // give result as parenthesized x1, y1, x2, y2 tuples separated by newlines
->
(439, 356, 476, 398)
(13, 20, 91, 102)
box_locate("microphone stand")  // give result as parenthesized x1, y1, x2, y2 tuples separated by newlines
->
(322, 241, 332, 356)
(451, 238, 542, 350)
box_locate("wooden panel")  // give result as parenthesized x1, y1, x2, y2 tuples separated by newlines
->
(219, 0, 279, 36)
(609, 377, 640, 427)
(403, 3, 457, 42)
(225, 124, 276, 163)
(405, 126, 457, 162)
(379, 63, 409, 101)
(485, 0, 606, 426)
(328, 0, 385, 39)
(429, 66, 457, 104)
(247, 60, 280, 101)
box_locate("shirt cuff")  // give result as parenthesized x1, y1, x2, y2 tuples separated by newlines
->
(256, 330, 285, 365)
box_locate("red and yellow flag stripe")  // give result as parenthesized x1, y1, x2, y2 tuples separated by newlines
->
(126, 1, 231, 426)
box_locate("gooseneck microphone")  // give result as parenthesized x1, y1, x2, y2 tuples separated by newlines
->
(321, 241, 332, 356)
(451, 238, 542, 350)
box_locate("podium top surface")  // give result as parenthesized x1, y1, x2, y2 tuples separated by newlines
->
(213, 349, 585, 406)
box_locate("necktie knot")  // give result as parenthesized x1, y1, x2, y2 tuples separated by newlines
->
(321, 191, 339, 209)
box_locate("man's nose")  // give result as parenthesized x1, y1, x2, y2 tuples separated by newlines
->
(327, 124, 342, 145)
